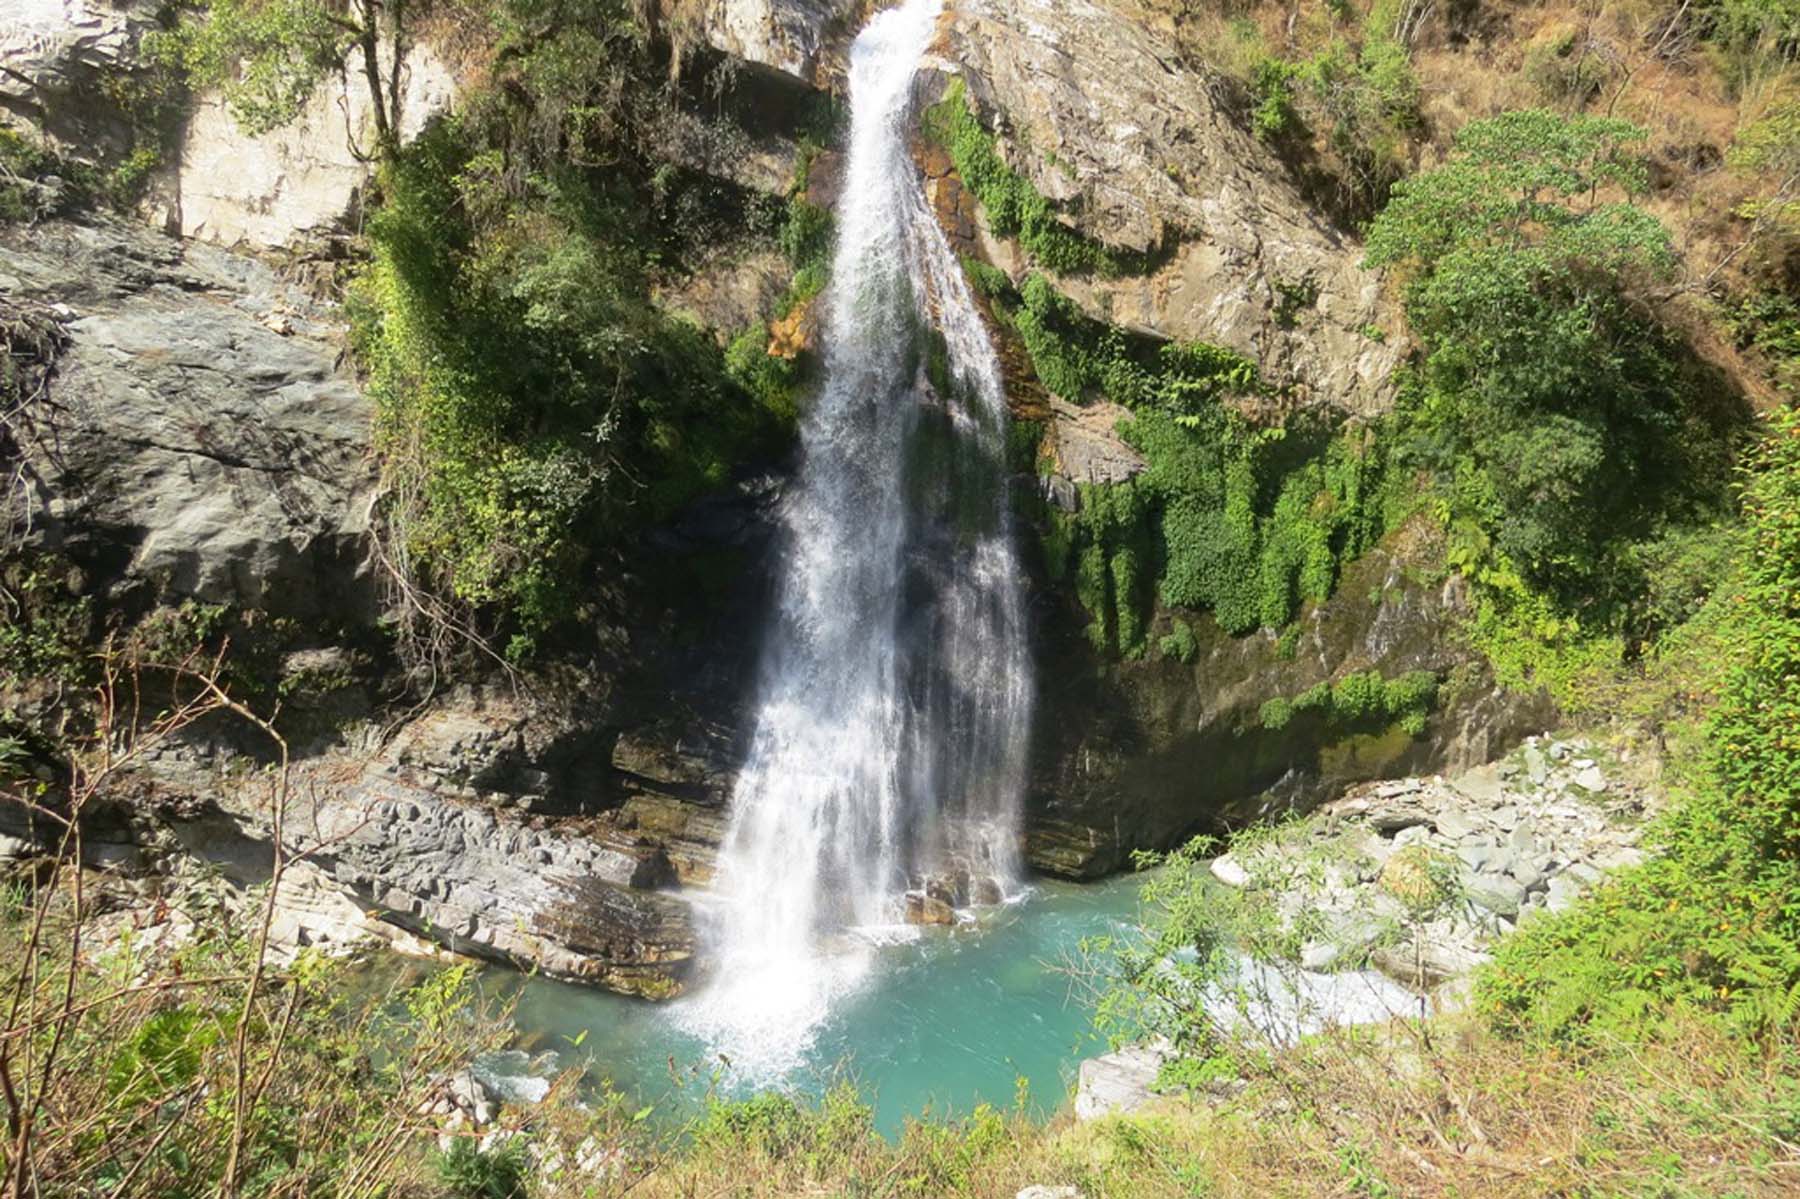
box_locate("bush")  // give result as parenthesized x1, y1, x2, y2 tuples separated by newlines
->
(350, 8, 803, 657)
(1159, 618, 1198, 663)
(435, 1137, 529, 1199)
(1259, 669, 1438, 737)
(1366, 110, 1742, 655)
(1480, 411, 1800, 1043)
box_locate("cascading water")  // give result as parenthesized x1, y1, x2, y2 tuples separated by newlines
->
(679, 0, 1032, 1077)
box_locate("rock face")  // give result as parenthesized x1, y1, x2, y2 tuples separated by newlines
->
(135, 700, 703, 997)
(1, 0, 143, 163)
(303, 774, 695, 997)
(170, 44, 456, 249)
(931, 0, 1404, 415)
(1025, 521, 1556, 877)
(695, 0, 860, 83)
(3, 218, 377, 619)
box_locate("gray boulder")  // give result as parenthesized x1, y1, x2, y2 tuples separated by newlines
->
(1074, 1042, 1171, 1121)
(4, 219, 377, 621)
(933, 0, 1403, 416)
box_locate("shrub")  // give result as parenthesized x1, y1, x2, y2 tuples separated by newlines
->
(1159, 618, 1198, 663)
(1260, 669, 1439, 737)
(1480, 411, 1800, 1043)
(350, 10, 802, 658)
(1366, 109, 1741, 641)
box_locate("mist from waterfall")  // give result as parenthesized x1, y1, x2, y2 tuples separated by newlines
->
(677, 0, 1032, 1078)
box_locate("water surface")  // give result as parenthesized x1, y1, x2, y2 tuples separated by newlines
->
(481, 874, 1147, 1136)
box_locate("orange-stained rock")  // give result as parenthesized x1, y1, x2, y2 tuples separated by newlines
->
(768, 298, 813, 359)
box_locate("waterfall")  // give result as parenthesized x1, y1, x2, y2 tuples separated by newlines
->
(679, 0, 1032, 1077)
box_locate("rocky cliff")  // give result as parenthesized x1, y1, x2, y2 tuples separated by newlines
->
(0, 0, 1554, 997)
(929, 0, 1403, 416)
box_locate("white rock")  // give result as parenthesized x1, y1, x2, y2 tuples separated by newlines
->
(1545, 875, 1584, 913)
(1301, 941, 1341, 971)
(1017, 1188, 1084, 1199)
(1209, 854, 1249, 887)
(1075, 1042, 1170, 1121)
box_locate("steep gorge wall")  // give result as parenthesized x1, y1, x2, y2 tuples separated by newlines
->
(0, 0, 1553, 992)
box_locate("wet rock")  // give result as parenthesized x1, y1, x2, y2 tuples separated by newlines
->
(905, 891, 956, 926)
(1024, 817, 1123, 879)
(696, 0, 859, 83)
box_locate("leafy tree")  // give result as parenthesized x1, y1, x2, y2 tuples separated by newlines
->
(1366, 110, 1714, 605)
(159, 0, 438, 157)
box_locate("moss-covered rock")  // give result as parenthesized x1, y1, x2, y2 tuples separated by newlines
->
(1023, 517, 1556, 877)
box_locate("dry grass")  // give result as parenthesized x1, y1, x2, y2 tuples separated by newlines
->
(509, 1013, 1797, 1198)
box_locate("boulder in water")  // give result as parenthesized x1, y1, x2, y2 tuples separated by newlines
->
(904, 891, 956, 926)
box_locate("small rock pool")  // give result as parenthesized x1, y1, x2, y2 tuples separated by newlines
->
(472, 874, 1143, 1136)
(457, 870, 1416, 1137)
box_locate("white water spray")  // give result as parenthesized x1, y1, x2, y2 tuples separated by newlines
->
(679, 0, 1032, 1077)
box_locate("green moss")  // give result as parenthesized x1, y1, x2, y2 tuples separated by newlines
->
(1159, 618, 1198, 663)
(993, 267, 1399, 650)
(1006, 418, 1045, 475)
(1258, 669, 1438, 737)
(960, 254, 1012, 298)
(1040, 508, 1076, 581)
(1111, 545, 1147, 658)
(1076, 543, 1112, 651)
(922, 79, 1140, 277)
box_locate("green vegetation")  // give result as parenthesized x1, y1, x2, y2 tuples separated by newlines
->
(157, 0, 401, 153)
(0, 126, 75, 223)
(1223, 0, 1424, 219)
(1480, 410, 1800, 1042)
(922, 79, 1139, 276)
(1258, 668, 1438, 738)
(962, 261, 1400, 651)
(343, 1, 805, 661)
(1364, 109, 1745, 703)
(1157, 617, 1197, 663)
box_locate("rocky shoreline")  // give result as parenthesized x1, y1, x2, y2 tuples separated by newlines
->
(1072, 731, 1660, 1120)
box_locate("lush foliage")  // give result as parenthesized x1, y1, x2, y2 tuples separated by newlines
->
(349, 1, 801, 658)
(1366, 110, 1743, 692)
(1481, 410, 1800, 1043)
(155, 0, 348, 137)
(1258, 668, 1438, 738)
(976, 266, 1399, 650)
(1238, 0, 1422, 218)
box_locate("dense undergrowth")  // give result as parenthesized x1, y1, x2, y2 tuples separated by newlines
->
(347, 0, 822, 661)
